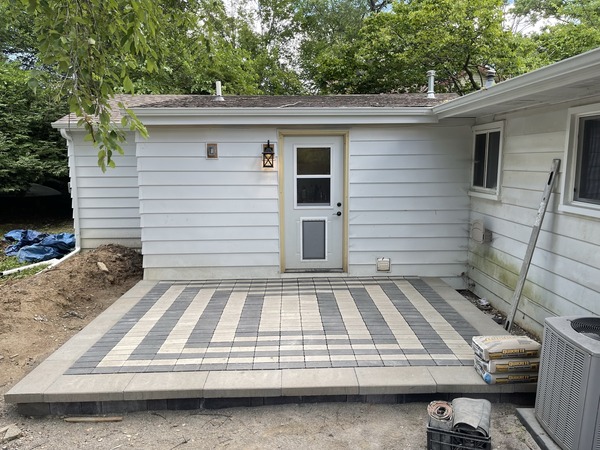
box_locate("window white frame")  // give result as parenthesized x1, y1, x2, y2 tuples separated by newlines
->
(469, 121, 504, 201)
(560, 103, 600, 219)
(293, 145, 333, 210)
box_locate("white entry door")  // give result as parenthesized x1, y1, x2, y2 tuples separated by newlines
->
(283, 135, 344, 271)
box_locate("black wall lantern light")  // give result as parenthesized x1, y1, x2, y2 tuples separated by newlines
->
(262, 140, 275, 168)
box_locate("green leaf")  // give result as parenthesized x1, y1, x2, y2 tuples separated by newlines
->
(123, 75, 134, 94)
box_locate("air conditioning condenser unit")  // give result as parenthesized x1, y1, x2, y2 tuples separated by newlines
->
(535, 316, 600, 450)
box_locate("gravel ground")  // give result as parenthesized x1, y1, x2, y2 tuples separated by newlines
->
(1, 400, 541, 450)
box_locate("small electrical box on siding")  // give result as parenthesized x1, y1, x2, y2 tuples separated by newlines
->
(206, 143, 218, 159)
(471, 220, 492, 244)
(377, 257, 391, 272)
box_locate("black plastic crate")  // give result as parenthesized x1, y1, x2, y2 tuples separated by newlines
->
(426, 426, 491, 450)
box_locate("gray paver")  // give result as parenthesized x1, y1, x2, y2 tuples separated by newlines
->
(5, 277, 529, 410)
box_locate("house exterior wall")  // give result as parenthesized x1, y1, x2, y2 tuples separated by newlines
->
(139, 123, 472, 284)
(347, 123, 471, 285)
(68, 131, 141, 250)
(138, 126, 280, 280)
(468, 99, 600, 337)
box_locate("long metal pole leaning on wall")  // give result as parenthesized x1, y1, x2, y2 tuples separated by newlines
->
(505, 159, 561, 333)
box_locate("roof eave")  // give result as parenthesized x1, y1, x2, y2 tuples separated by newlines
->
(433, 47, 600, 119)
(52, 106, 440, 129)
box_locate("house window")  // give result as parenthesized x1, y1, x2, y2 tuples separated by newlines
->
(561, 104, 600, 219)
(574, 116, 600, 204)
(471, 122, 503, 199)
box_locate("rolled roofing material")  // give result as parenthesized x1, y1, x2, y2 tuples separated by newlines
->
(427, 400, 453, 431)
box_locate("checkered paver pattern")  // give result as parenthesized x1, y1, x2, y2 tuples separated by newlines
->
(66, 278, 478, 375)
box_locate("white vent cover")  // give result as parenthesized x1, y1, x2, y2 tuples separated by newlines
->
(471, 220, 492, 244)
(376, 257, 390, 272)
(535, 316, 600, 450)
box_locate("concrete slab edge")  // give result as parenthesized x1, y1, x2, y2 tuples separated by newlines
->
(516, 408, 563, 450)
(6, 366, 537, 404)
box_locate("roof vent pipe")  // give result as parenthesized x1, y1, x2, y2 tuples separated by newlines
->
(213, 81, 225, 102)
(485, 67, 496, 89)
(426, 70, 436, 99)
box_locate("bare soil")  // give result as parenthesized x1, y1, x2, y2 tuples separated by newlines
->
(0, 247, 540, 449)
(0, 244, 143, 391)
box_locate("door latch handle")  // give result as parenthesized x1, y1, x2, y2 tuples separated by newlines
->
(333, 211, 342, 216)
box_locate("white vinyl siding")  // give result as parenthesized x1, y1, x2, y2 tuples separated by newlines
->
(348, 123, 472, 285)
(138, 123, 472, 282)
(137, 127, 280, 280)
(69, 131, 141, 249)
(468, 104, 600, 336)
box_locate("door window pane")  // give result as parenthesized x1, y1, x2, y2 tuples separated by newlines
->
(297, 179, 330, 204)
(297, 148, 330, 175)
(296, 146, 332, 206)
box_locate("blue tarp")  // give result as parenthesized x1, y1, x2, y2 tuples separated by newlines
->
(3, 229, 76, 263)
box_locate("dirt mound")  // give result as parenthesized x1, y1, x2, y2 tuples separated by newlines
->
(0, 245, 143, 390)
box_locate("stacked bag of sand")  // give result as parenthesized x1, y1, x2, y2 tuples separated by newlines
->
(472, 335, 541, 384)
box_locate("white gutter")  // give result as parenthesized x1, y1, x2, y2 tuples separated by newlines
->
(433, 47, 600, 119)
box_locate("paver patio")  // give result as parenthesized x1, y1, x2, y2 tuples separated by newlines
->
(5, 277, 536, 415)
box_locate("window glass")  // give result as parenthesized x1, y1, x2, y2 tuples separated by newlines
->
(297, 179, 331, 204)
(472, 127, 501, 194)
(576, 117, 600, 204)
(473, 133, 486, 187)
(486, 131, 501, 189)
(296, 147, 332, 206)
(297, 148, 330, 175)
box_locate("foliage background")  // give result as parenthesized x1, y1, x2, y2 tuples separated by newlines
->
(1, 0, 599, 193)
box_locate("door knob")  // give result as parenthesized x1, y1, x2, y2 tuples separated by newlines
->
(334, 211, 342, 216)
(337, 202, 342, 207)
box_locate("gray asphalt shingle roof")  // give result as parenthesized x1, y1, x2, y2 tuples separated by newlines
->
(53, 93, 458, 127)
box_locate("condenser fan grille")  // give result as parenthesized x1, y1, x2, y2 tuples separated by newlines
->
(571, 317, 600, 341)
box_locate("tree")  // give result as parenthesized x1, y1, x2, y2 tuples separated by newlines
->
(8, 0, 166, 171)
(0, 60, 68, 193)
(128, 0, 264, 95)
(355, 0, 526, 94)
(295, 0, 376, 93)
(513, 0, 600, 62)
